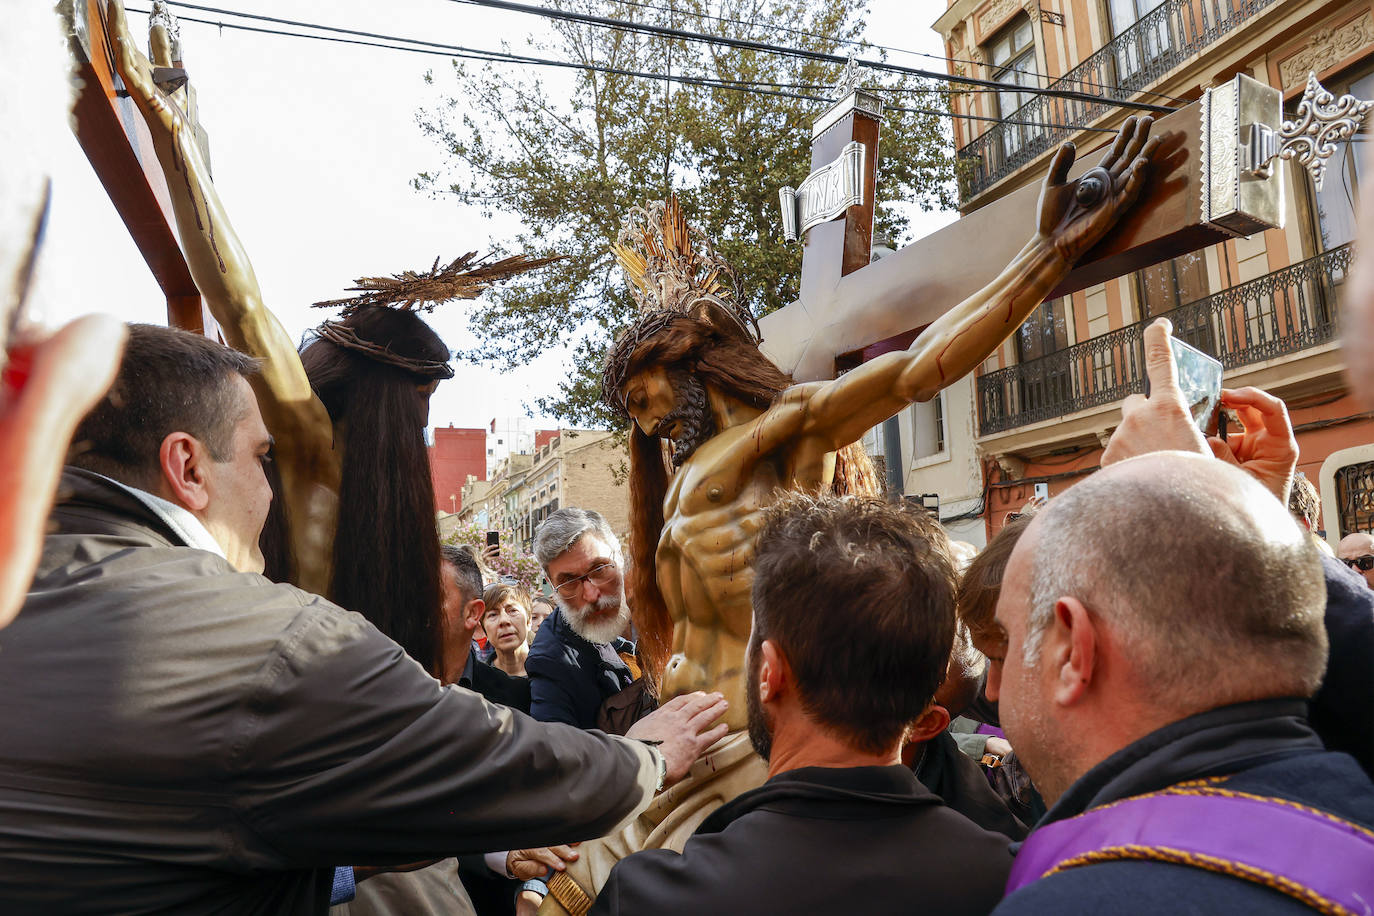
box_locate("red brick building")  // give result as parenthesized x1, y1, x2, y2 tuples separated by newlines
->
(430, 426, 487, 516)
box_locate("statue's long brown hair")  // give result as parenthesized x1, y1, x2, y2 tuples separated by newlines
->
(299, 308, 449, 673)
(623, 317, 880, 686)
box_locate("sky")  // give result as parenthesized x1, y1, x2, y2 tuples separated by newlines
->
(40, 0, 957, 434)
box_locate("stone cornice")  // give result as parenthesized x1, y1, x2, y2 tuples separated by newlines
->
(933, 0, 981, 38)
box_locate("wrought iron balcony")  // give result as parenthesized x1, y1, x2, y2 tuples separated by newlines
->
(957, 0, 1279, 202)
(976, 243, 1352, 436)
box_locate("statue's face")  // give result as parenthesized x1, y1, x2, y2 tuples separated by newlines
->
(623, 365, 680, 439)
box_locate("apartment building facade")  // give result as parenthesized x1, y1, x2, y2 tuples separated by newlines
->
(458, 430, 630, 551)
(919, 0, 1374, 544)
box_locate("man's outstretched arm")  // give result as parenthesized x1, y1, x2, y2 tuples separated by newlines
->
(797, 117, 1162, 453)
(108, 0, 339, 593)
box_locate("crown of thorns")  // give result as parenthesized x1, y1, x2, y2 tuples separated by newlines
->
(601, 197, 760, 417)
(315, 320, 456, 380)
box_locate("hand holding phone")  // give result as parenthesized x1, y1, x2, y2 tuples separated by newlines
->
(1205, 387, 1298, 506)
(1102, 318, 1213, 466)
(1156, 336, 1223, 438)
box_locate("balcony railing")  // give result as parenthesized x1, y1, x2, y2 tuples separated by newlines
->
(957, 0, 1279, 202)
(976, 243, 1352, 436)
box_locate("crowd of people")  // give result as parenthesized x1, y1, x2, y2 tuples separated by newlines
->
(3, 3, 1374, 914)
(3, 304, 1373, 915)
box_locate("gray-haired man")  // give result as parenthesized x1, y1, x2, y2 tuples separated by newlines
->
(528, 508, 637, 729)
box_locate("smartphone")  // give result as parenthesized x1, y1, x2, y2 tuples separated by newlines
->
(1146, 336, 1223, 437)
(486, 530, 500, 549)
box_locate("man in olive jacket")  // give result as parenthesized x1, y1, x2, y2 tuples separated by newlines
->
(0, 324, 727, 915)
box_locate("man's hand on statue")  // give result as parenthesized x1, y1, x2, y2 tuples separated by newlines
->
(1206, 387, 1298, 506)
(0, 316, 126, 630)
(626, 691, 730, 787)
(1101, 318, 1210, 465)
(1037, 115, 1163, 265)
(506, 845, 578, 881)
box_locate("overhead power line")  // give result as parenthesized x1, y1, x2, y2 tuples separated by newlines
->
(130, 5, 1120, 134)
(445, 0, 1175, 114)
(605, 0, 1189, 104)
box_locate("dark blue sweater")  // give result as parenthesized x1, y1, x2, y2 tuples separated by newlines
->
(525, 608, 634, 729)
(993, 700, 1374, 914)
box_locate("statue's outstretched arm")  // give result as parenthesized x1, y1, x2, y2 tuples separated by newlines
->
(109, 0, 339, 594)
(802, 117, 1161, 451)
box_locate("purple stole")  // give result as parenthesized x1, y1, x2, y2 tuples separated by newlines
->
(1006, 786, 1374, 912)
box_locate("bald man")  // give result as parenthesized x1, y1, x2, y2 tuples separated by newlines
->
(1338, 532, 1374, 589)
(988, 453, 1374, 913)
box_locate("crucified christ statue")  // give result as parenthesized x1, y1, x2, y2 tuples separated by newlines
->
(539, 118, 1159, 913)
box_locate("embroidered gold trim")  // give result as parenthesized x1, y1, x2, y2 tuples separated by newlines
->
(1044, 844, 1353, 916)
(547, 871, 593, 916)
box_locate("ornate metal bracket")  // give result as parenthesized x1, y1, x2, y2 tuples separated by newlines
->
(1277, 73, 1373, 192)
(1202, 72, 1374, 237)
(780, 141, 866, 243)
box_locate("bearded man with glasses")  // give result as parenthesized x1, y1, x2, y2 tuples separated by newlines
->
(528, 508, 640, 729)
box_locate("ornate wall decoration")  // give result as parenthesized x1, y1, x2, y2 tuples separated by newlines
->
(976, 0, 1022, 41)
(1279, 15, 1374, 90)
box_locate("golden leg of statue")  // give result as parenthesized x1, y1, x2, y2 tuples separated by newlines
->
(107, 0, 340, 592)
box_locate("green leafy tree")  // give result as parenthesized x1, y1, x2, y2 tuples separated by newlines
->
(445, 523, 545, 594)
(416, 0, 956, 425)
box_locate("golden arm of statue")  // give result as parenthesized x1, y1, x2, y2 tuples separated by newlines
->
(108, 0, 339, 594)
(799, 117, 1162, 452)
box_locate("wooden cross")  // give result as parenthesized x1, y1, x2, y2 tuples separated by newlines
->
(763, 72, 1308, 382)
(65, 0, 217, 334)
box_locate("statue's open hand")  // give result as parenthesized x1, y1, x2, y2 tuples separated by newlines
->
(1037, 115, 1162, 265)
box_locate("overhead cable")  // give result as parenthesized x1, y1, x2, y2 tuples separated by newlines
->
(606, 0, 1189, 104)
(130, 6, 1118, 133)
(445, 0, 1175, 113)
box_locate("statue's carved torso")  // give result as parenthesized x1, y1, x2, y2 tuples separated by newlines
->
(654, 394, 828, 731)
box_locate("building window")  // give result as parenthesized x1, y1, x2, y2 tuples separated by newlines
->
(1334, 459, 1374, 538)
(1016, 298, 1069, 363)
(1137, 251, 1213, 352)
(910, 391, 947, 462)
(1106, 0, 1171, 83)
(1310, 70, 1374, 251)
(987, 17, 1038, 158)
(1015, 298, 1071, 414)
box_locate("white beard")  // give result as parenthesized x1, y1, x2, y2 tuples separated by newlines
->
(557, 591, 631, 646)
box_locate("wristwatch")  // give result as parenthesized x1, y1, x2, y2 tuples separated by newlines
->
(980, 752, 1004, 768)
(653, 747, 668, 791)
(635, 738, 667, 791)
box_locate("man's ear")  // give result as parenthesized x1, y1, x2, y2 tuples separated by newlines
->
(1051, 597, 1097, 707)
(158, 432, 209, 512)
(464, 598, 485, 635)
(907, 703, 952, 745)
(758, 639, 789, 704)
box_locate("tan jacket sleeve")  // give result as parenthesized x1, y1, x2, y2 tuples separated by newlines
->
(227, 596, 656, 868)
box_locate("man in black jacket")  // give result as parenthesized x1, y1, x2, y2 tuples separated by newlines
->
(591, 494, 1013, 915)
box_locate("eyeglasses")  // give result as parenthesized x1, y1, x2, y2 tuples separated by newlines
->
(552, 562, 619, 598)
(1342, 555, 1374, 572)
